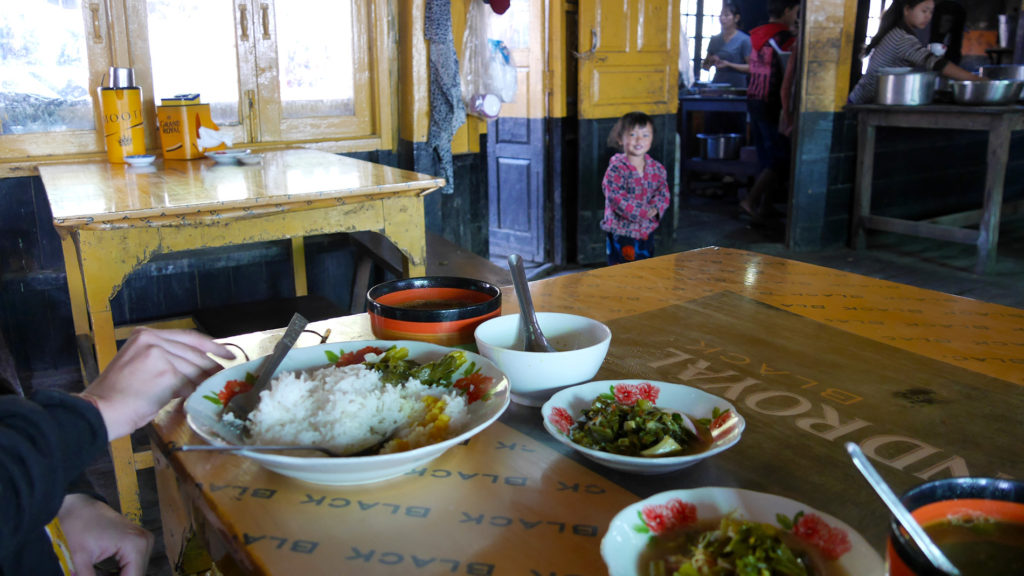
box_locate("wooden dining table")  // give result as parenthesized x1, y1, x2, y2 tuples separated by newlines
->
(39, 148, 443, 522)
(149, 247, 1024, 575)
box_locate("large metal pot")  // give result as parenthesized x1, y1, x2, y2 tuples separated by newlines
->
(979, 65, 1024, 101)
(697, 133, 743, 160)
(876, 70, 937, 106)
(979, 64, 1024, 81)
(951, 79, 1024, 105)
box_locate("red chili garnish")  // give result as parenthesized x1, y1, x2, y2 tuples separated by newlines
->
(711, 409, 734, 431)
(549, 407, 574, 435)
(613, 382, 660, 406)
(335, 346, 386, 367)
(453, 372, 495, 404)
(217, 379, 253, 405)
(792, 513, 852, 560)
(641, 499, 698, 535)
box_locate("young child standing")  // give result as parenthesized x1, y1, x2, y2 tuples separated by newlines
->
(600, 111, 670, 265)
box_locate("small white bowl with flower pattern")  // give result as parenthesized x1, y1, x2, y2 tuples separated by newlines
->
(540, 379, 745, 475)
(601, 487, 883, 575)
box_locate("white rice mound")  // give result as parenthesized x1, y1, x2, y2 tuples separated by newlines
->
(243, 361, 470, 454)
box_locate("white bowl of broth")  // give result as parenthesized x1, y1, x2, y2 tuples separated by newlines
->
(888, 477, 1024, 576)
(473, 312, 611, 406)
(367, 276, 501, 348)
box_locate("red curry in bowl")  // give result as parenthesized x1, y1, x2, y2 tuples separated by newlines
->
(367, 276, 501, 347)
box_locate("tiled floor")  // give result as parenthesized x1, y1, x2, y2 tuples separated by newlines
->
(95, 184, 1023, 576)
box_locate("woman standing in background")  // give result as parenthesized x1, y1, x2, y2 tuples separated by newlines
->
(703, 1, 752, 89)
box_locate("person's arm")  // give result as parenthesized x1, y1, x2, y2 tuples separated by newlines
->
(718, 60, 750, 74)
(780, 38, 800, 136)
(0, 392, 108, 561)
(648, 162, 671, 220)
(58, 493, 154, 576)
(80, 327, 233, 440)
(940, 61, 984, 82)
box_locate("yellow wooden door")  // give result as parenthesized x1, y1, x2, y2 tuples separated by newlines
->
(577, 0, 679, 119)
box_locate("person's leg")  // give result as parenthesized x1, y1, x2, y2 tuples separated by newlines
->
(741, 117, 778, 218)
(635, 235, 656, 261)
(606, 233, 620, 265)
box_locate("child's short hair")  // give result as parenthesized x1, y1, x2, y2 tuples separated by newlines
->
(607, 111, 654, 149)
(768, 0, 799, 19)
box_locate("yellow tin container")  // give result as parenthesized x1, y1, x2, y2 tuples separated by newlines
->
(156, 94, 224, 159)
(98, 68, 145, 163)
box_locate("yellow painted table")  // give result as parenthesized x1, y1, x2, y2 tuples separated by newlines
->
(39, 149, 443, 522)
(150, 247, 1024, 575)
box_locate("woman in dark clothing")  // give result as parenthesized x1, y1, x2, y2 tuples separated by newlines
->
(1, 328, 231, 576)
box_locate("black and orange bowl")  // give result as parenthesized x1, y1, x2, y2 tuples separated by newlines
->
(367, 276, 502, 348)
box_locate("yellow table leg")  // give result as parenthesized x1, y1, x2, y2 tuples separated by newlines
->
(381, 195, 428, 277)
(59, 231, 91, 346)
(291, 237, 308, 297)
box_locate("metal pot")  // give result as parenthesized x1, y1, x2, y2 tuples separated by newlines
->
(876, 71, 937, 106)
(951, 79, 1024, 105)
(697, 133, 743, 160)
(979, 64, 1024, 81)
(979, 65, 1024, 101)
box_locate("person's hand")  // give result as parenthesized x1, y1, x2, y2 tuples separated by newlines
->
(81, 327, 234, 440)
(58, 493, 154, 576)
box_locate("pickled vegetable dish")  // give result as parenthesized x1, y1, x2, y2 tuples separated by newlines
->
(547, 382, 731, 457)
(637, 498, 853, 575)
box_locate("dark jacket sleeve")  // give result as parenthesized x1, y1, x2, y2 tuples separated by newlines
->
(0, 390, 108, 561)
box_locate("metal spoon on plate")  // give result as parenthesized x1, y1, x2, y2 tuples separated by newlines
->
(845, 442, 961, 576)
(224, 312, 309, 422)
(508, 254, 557, 352)
(172, 443, 345, 457)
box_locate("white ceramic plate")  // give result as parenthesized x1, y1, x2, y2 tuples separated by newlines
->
(205, 149, 251, 164)
(601, 487, 883, 575)
(541, 379, 744, 474)
(184, 340, 510, 485)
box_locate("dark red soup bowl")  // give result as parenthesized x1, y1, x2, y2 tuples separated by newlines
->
(887, 477, 1024, 576)
(367, 276, 502, 348)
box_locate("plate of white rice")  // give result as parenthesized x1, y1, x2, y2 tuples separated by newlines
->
(184, 339, 510, 485)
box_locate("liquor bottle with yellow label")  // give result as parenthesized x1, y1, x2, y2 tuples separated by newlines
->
(98, 67, 145, 163)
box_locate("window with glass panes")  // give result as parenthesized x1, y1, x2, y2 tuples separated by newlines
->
(863, 0, 892, 72)
(681, 0, 727, 84)
(0, 0, 388, 163)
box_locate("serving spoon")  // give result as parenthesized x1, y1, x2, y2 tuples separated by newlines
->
(172, 443, 345, 457)
(845, 442, 961, 576)
(508, 253, 557, 353)
(171, 433, 395, 458)
(224, 312, 309, 423)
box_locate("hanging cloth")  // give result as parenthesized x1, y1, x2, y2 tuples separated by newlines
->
(425, 0, 466, 194)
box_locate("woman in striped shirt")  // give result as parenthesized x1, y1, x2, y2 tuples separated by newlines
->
(848, 0, 980, 105)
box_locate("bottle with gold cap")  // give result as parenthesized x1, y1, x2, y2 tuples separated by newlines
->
(98, 67, 145, 163)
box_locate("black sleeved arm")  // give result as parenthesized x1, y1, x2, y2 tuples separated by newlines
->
(0, 390, 107, 560)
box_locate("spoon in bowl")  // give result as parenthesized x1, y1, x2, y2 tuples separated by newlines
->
(845, 442, 961, 576)
(508, 254, 557, 353)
